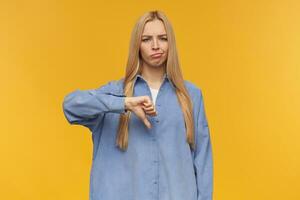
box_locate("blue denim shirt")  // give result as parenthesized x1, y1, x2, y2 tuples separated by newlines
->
(62, 73, 213, 200)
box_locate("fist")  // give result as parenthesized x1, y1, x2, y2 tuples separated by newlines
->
(124, 96, 157, 129)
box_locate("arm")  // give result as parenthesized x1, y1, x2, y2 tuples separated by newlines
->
(193, 89, 214, 200)
(62, 81, 127, 132)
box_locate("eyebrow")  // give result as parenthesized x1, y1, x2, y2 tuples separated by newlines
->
(142, 34, 167, 37)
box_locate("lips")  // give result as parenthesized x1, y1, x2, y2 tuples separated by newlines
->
(151, 53, 163, 58)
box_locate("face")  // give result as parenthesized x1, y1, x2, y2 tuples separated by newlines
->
(139, 19, 169, 68)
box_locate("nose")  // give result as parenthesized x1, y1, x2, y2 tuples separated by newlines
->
(151, 38, 159, 50)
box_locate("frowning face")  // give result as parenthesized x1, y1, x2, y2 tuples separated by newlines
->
(139, 19, 168, 68)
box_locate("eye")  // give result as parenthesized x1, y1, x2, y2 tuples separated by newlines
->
(161, 37, 168, 41)
(142, 38, 150, 42)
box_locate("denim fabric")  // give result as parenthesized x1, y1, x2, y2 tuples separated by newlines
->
(62, 73, 213, 200)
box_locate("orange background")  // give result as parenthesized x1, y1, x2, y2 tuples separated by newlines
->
(1, 0, 299, 199)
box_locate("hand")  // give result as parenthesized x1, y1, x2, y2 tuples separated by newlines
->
(125, 96, 157, 129)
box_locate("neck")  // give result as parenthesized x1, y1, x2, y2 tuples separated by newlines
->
(140, 63, 166, 88)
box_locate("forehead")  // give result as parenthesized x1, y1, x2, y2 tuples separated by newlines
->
(142, 19, 166, 35)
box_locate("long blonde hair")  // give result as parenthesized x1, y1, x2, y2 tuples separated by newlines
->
(116, 10, 195, 151)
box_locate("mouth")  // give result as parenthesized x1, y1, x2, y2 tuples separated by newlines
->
(151, 53, 163, 58)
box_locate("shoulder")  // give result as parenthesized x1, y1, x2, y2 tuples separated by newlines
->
(95, 78, 125, 95)
(183, 80, 206, 120)
(184, 80, 203, 100)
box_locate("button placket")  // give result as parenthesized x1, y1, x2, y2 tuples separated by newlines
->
(151, 132, 159, 193)
(138, 75, 165, 198)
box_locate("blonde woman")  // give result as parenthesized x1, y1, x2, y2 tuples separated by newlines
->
(63, 10, 213, 200)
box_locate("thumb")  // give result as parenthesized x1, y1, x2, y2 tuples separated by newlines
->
(143, 118, 152, 129)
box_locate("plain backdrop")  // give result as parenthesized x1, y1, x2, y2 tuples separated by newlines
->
(0, 0, 299, 199)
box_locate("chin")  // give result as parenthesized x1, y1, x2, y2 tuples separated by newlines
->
(152, 63, 166, 68)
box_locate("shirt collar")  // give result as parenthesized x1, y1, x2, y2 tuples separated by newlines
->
(133, 73, 175, 90)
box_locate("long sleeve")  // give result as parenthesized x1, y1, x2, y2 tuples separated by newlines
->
(193, 89, 214, 200)
(62, 81, 127, 132)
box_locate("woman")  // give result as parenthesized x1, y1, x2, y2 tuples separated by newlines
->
(63, 10, 213, 200)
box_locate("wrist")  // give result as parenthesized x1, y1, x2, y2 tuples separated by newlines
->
(124, 97, 131, 112)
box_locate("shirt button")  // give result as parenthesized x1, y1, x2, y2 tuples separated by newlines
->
(153, 160, 158, 163)
(155, 119, 159, 123)
(154, 181, 157, 184)
(152, 138, 156, 141)
(157, 104, 161, 107)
